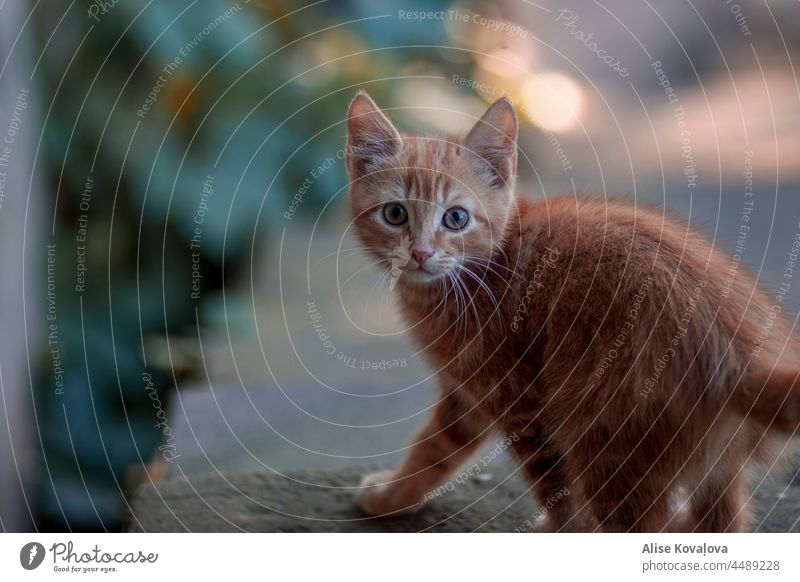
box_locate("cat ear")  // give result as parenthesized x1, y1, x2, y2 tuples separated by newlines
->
(463, 97, 518, 189)
(346, 91, 402, 177)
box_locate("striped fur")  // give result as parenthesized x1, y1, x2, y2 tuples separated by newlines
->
(347, 92, 800, 532)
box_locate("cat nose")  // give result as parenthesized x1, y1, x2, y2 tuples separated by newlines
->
(411, 248, 434, 265)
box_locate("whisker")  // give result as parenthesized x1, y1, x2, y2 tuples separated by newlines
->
(462, 254, 525, 282)
(312, 246, 388, 269)
(340, 258, 390, 290)
(493, 245, 511, 265)
(460, 257, 521, 299)
(428, 275, 448, 314)
(457, 264, 501, 317)
(447, 271, 465, 335)
(454, 270, 480, 334)
(366, 267, 393, 304)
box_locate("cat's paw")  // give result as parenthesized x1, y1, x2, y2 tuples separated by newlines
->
(356, 470, 424, 516)
(531, 511, 592, 532)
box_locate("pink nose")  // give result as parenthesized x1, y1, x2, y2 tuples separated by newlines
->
(411, 248, 434, 265)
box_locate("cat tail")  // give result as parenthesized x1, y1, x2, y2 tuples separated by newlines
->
(739, 367, 800, 435)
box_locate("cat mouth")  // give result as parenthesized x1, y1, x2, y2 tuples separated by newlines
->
(403, 263, 447, 281)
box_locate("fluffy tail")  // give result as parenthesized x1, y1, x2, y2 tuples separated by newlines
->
(739, 368, 800, 434)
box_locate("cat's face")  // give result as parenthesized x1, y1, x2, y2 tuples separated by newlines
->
(346, 92, 518, 284)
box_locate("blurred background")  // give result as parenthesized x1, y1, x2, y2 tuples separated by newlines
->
(1, 0, 799, 531)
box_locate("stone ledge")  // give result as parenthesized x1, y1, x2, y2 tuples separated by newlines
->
(126, 466, 800, 532)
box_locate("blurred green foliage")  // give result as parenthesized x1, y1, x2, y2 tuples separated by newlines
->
(32, 0, 454, 530)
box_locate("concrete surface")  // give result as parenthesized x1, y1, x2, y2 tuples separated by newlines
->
(126, 464, 800, 532)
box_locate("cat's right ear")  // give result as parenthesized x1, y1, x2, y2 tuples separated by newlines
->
(346, 91, 402, 177)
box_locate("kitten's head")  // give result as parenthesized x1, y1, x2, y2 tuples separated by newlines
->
(346, 91, 517, 284)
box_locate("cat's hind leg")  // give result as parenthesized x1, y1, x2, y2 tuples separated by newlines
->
(511, 428, 587, 531)
(683, 462, 751, 533)
(572, 430, 674, 532)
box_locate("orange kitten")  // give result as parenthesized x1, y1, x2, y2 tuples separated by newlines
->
(346, 91, 800, 532)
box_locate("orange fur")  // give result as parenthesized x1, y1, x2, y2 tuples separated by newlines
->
(346, 91, 800, 532)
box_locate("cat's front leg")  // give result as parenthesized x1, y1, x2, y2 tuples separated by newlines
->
(357, 388, 492, 516)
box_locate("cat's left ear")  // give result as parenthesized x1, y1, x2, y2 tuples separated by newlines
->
(463, 97, 518, 189)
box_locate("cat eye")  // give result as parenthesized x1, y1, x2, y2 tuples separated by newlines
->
(442, 207, 470, 231)
(382, 202, 408, 225)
